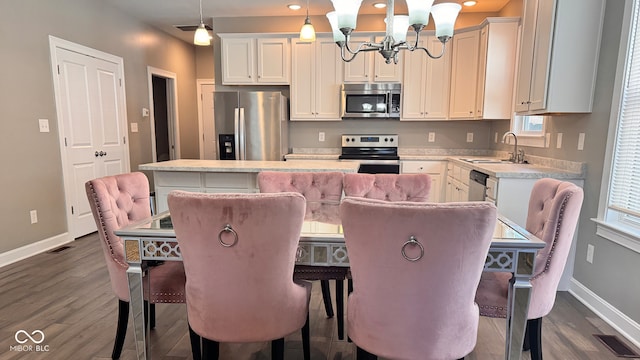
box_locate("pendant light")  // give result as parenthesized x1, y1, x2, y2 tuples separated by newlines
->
(194, 0, 211, 46)
(299, 0, 316, 41)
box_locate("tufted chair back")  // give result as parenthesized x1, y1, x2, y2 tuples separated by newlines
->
(257, 171, 344, 202)
(341, 197, 497, 359)
(167, 191, 311, 358)
(85, 172, 185, 303)
(525, 178, 584, 319)
(343, 173, 431, 202)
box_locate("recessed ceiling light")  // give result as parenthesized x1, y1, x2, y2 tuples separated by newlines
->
(463, 1, 477, 6)
(373, 2, 387, 9)
(288, 4, 302, 10)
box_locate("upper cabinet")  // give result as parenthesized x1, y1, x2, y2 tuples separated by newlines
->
(343, 36, 403, 83)
(514, 0, 605, 114)
(449, 29, 481, 119)
(290, 36, 343, 121)
(401, 35, 452, 120)
(220, 35, 290, 85)
(476, 18, 519, 119)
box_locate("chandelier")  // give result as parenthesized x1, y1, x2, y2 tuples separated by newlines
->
(326, 0, 462, 64)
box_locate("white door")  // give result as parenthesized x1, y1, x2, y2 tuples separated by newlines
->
(54, 45, 128, 238)
(199, 83, 216, 159)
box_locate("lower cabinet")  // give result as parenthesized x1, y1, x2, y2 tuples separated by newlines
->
(154, 171, 258, 212)
(400, 160, 445, 202)
(445, 162, 470, 202)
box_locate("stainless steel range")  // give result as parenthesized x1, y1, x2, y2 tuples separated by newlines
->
(338, 134, 400, 174)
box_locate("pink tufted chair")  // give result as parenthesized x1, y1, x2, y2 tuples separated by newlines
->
(85, 172, 185, 359)
(341, 197, 497, 360)
(475, 178, 584, 360)
(167, 191, 311, 360)
(343, 173, 431, 202)
(257, 171, 345, 333)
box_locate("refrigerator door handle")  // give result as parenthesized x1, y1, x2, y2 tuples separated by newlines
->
(234, 108, 240, 160)
(239, 107, 246, 160)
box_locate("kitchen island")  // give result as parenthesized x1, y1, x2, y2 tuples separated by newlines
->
(139, 159, 359, 212)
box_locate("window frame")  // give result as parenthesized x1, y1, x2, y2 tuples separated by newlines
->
(509, 113, 548, 148)
(595, 0, 640, 254)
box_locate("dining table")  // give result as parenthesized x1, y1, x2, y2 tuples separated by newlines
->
(114, 200, 545, 360)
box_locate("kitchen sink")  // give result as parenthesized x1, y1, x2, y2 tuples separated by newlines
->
(459, 158, 516, 164)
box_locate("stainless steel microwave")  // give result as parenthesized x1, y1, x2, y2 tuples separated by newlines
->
(341, 83, 401, 119)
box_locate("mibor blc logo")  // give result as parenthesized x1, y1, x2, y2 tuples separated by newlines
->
(10, 330, 50, 352)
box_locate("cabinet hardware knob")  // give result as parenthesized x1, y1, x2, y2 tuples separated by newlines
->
(95, 151, 99, 157)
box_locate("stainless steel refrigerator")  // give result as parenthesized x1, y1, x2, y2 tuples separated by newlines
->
(214, 91, 289, 161)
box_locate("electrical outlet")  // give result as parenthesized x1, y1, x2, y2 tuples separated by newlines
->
(557, 133, 563, 149)
(586, 244, 594, 264)
(318, 132, 325, 142)
(30, 210, 38, 224)
(494, 132, 498, 143)
(466, 133, 474, 143)
(578, 133, 585, 150)
(428, 132, 435, 142)
(142, 108, 150, 117)
(38, 119, 50, 133)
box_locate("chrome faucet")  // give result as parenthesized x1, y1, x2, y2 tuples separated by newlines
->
(502, 131, 519, 163)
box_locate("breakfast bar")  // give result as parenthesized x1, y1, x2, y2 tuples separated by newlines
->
(139, 159, 360, 212)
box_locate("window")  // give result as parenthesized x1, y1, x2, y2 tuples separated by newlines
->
(509, 113, 548, 147)
(596, 0, 640, 252)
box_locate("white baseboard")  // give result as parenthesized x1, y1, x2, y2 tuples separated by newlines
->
(570, 278, 640, 349)
(0, 233, 72, 268)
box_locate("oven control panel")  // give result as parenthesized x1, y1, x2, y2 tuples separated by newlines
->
(341, 134, 398, 147)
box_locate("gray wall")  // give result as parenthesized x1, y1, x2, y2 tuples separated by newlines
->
(0, 0, 199, 253)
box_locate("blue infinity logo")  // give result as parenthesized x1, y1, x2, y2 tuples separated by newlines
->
(15, 330, 45, 344)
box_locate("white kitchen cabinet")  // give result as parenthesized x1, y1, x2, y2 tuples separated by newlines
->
(154, 171, 259, 212)
(401, 160, 446, 202)
(514, 0, 605, 114)
(290, 36, 343, 121)
(449, 29, 480, 119)
(401, 35, 451, 120)
(343, 35, 403, 83)
(475, 18, 519, 119)
(445, 162, 470, 202)
(220, 35, 290, 85)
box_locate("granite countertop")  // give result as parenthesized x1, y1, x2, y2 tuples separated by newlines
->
(447, 157, 584, 179)
(139, 159, 360, 173)
(285, 149, 586, 180)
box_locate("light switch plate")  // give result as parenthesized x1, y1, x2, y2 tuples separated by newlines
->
(130, 123, 138, 133)
(318, 132, 325, 142)
(494, 132, 498, 143)
(38, 119, 50, 133)
(428, 132, 435, 142)
(557, 133, 563, 149)
(466, 133, 473, 143)
(578, 133, 585, 150)
(142, 108, 150, 117)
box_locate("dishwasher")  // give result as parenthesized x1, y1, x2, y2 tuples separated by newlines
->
(469, 170, 489, 201)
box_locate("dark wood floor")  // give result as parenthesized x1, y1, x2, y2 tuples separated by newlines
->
(0, 233, 637, 360)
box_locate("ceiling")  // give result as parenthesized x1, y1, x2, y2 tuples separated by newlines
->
(105, 0, 511, 43)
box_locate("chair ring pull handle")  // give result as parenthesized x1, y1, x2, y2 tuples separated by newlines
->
(401, 235, 424, 262)
(218, 224, 238, 248)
